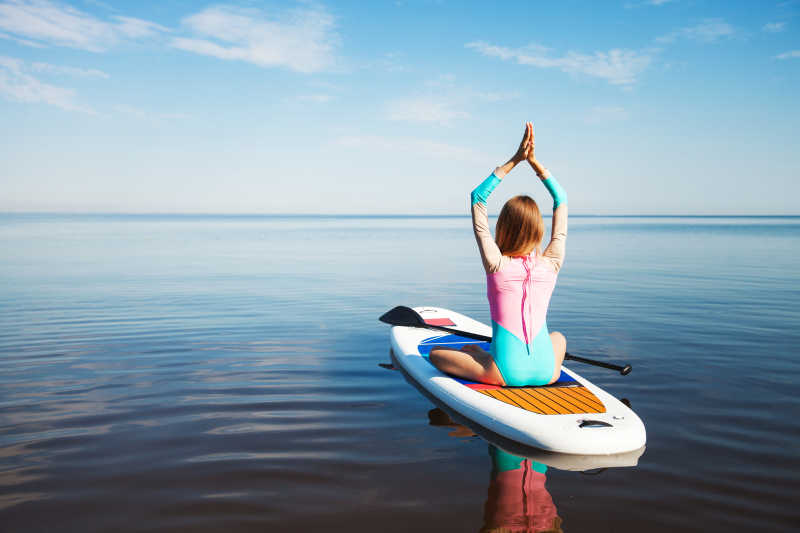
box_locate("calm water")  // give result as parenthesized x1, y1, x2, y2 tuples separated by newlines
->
(1, 214, 799, 532)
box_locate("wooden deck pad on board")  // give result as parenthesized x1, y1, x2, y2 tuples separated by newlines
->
(475, 384, 605, 415)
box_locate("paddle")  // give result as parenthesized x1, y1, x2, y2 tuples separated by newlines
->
(379, 305, 632, 376)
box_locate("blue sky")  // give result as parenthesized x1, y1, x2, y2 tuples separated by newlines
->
(0, 0, 798, 214)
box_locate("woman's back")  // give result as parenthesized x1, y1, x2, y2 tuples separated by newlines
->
(486, 254, 559, 351)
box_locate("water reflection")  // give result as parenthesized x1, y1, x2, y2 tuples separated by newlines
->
(482, 445, 562, 533)
(428, 407, 647, 532)
(423, 400, 646, 472)
(428, 408, 562, 532)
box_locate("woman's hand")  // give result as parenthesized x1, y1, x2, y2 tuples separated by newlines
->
(494, 122, 533, 178)
(511, 122, 533, 164)
(526, 123, 548, 178)
(525, 123, 536, 164)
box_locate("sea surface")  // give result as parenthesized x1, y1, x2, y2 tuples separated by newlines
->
(1, 213, 798, 532)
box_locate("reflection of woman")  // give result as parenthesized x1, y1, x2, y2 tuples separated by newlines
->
(482, 445, 562, 533)
(427, 409, 562, 533)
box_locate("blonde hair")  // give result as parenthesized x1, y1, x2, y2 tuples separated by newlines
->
(495, 195, 544, 257)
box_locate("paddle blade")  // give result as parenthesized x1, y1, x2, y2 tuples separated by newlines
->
(379, 306, 426, 327)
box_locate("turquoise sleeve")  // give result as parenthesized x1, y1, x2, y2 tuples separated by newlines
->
(470, 173, 501, 206)
(543, 175, 567, 209)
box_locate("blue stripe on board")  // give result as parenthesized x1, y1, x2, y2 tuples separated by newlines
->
(416, 334, 576, 386)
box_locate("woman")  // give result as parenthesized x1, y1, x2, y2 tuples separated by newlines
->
(430, 122, 568, 386)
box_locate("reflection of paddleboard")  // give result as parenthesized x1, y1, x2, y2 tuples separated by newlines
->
(426, 405, 644, 471)
(390, 306, 647, 456)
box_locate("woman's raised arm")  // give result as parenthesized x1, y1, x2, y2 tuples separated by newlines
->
(527, 130, 568, 273)
(471, 123, 533, 273)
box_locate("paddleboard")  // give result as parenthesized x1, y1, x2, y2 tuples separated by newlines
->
(389, 306, 647, 455)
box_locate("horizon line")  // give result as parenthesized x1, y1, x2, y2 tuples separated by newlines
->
(1, 211, 799, 218)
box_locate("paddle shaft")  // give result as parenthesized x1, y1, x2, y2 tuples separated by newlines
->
(564, 353, 631, 375)
(421, 324, 491, 343)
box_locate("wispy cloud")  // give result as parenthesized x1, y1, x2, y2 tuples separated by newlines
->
(334, 135, 487, 163)
(0, 55, 95, 113)
(466, 41, 653, 86)
(0, 0, 167, 51)
(386, 97, 469, 125)
(371, 51, 408, 73)
(385, 74, 515, 125)
(656, 18, 736, 44)
(762, 22, 786, 33)
(0, 28, 44, 46)
(776, 50, 800, 59)
(30, 61, 108, 78)
(114, 15, 166, 39)
(171, 5, 339, 73)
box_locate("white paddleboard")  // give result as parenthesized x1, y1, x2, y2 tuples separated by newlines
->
(390, 306, 647, 455)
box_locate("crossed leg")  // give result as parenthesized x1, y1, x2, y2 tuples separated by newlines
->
(429, 344, 506, 386)
(430, 331, 568, 386)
